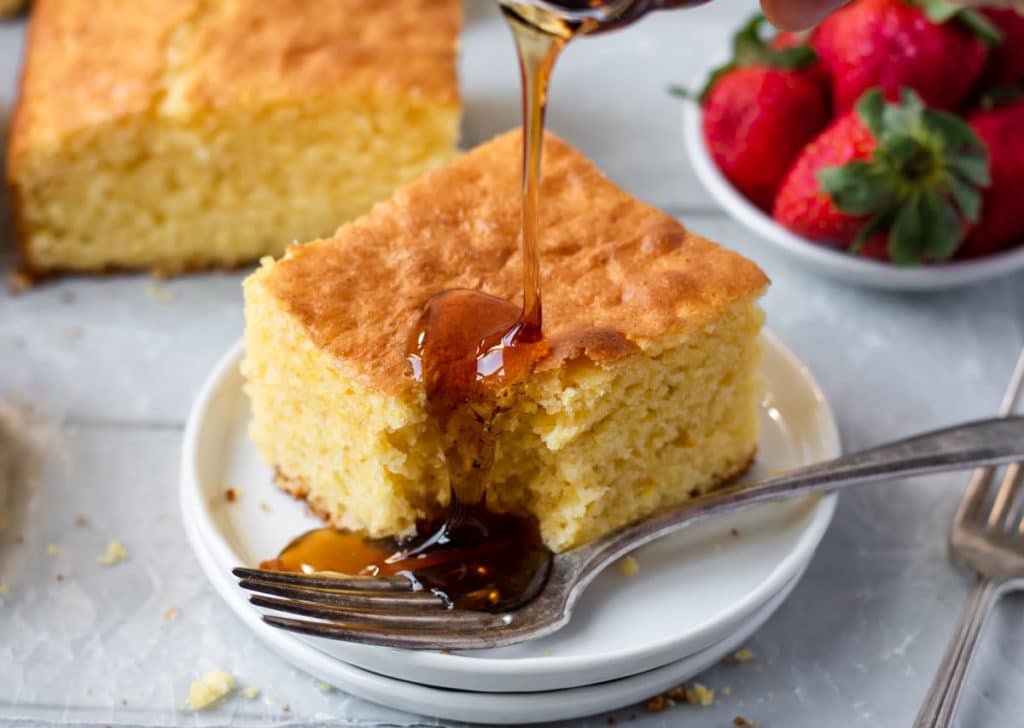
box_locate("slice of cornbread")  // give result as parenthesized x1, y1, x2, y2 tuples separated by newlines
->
(242, 131, 769, 553)
(7, 0, 461, 275)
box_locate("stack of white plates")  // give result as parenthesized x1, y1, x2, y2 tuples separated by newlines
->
(180, 333, 839, 724)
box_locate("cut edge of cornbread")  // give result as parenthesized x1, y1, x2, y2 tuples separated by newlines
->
(6, 0, 461, 277)
(9, 97, 460, 275)
(243, 256, 765, 552)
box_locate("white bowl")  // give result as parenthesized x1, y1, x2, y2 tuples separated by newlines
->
(682, 63, 1024, 291)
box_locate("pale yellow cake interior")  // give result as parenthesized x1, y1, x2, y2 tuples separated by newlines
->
(241, 130, 767, 553)
(244, 270, 763, 552)
(15, 99, 458, 272)
(9, 0, 461, 274)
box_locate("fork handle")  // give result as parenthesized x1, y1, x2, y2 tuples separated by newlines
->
(573, 416, 1024, 581)
(913, 577, 1002, 728)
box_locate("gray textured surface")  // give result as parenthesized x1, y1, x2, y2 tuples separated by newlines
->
(2, 2, 1024, 726)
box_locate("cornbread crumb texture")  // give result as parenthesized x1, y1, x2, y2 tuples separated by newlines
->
(243, 131, 767, 552)
(185, 669, 235, 711)
(97, 539, 129, 565)
(619, 555, 639, 577)
(243, 686, 261, 700)
(648, 682, 717, 713)
(9, 0, 462, 274)
(732, 648, 756, 663)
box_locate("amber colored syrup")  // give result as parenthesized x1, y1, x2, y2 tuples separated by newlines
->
(264, 1, 698, 613)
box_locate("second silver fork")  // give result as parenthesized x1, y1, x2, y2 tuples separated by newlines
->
(915, 347, 1024, 728)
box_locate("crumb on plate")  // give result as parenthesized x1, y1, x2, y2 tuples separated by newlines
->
(619, 555, 639, 577)
(97, 540, 129, 565)
(164, 607, 179, 620)
(185, 669, 235, 710)
(733, 648, 755, 663)
(243, 686, 261, 699)
(46, 543, 58, 557)
(734, 717, 757, 727)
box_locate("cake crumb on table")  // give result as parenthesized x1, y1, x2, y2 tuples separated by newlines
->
(666, 686, 688, 702)
(260, 502, 272, 513)
(734, 717, 757, 727)
(282, 704, 291, 713)
(243, 687, 261, 700)
(184, 669, 235, 710)
(645, 695, 668, 712)
(163, 607, 179, 620)
(685, 683, 715, 706)
(97, 540, 129, 565)
(619, 556, 639, 577)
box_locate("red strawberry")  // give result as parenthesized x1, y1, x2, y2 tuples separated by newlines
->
(811, 0, 997, 114)
(981, 7, 1024, 85)
(692, 16, 829, 211)
(772, 113, 877, 247)
(773, 88, 991, 265)
(960, 100, 1024, 258)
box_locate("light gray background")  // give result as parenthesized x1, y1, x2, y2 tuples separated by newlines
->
(2, 2, 1023, 726)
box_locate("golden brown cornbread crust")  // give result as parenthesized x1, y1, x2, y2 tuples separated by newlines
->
(265, 130, 770, 394)
(8, 0, 461, 159)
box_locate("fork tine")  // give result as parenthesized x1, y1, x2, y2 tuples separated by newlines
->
(988, 462, 1024, 530)
(261, 614, 501, 650)
(956, 468, 996, 524)
(957, 351, 1024, 527)
(249, 594, 507, 630)
(232, 567, 414, 592)
(237, 577, 447, 609)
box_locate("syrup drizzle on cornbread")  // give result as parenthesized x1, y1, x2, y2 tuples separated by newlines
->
(265, 1, 702, 612)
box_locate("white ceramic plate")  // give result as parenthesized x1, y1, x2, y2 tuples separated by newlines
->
(181, 331, 839, 693)
(183, 476, 808, 724)
(682, 59, 1024, 291)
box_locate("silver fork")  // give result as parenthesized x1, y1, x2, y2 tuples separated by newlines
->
(914, 347, 1024, 728)
(235, 414, 1024, 651)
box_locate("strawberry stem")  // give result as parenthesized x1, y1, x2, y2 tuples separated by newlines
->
(817, 88, 991, 264)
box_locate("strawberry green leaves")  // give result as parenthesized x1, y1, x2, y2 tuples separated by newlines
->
(696, 15, 817, 102)
(817, 88, 990, 264)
